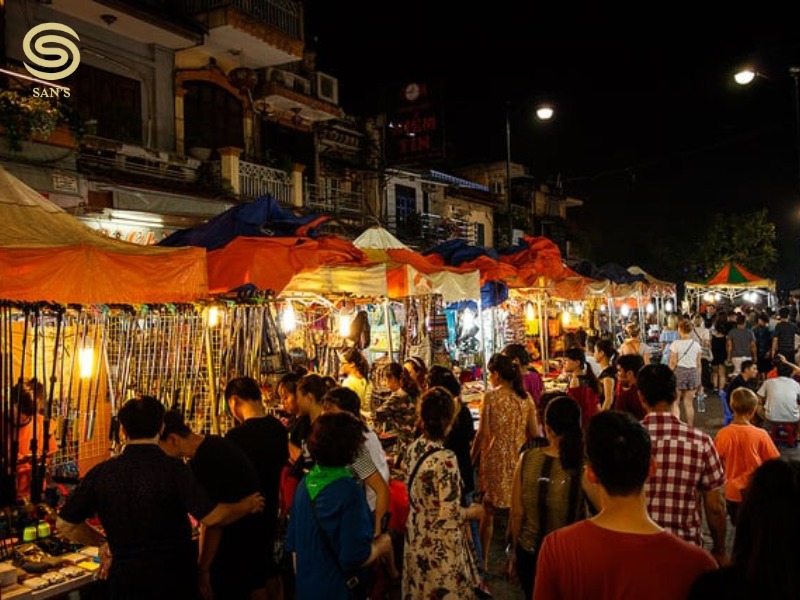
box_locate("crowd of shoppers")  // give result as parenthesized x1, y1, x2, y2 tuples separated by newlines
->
(53, 308, 800, 600)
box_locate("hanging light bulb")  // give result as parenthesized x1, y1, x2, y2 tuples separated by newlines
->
(281, 301, 297, 333)
(339, 313, 352, 337)
(620, 304, 631, 318)
(703, 292, 714, 302)
(79, 344, 94, 379)
(574, 302, 584, 315)
(561, 311, 571, 326)
(207, 305, 220, 328)
(665, 299, 674, 313)
(646, 302, 655, 314)
(524, 301, 535, 322)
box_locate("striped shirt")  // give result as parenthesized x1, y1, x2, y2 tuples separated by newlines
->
(642, 412, 726, 546)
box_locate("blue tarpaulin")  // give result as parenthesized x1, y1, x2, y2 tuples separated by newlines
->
(158, 195, 329, 250)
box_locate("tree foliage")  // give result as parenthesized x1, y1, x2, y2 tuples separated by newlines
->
(697, 209, 777, 276)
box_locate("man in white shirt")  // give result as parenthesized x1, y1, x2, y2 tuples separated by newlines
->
(757, 361, 800, 423)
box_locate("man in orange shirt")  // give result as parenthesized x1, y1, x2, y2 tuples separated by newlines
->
(714, 387, 780, 525)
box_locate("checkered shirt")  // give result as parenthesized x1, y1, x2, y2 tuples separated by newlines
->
(642, 411, 726, 545)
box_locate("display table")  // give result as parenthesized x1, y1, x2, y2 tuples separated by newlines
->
(0, 545, 100, 600)
(32, 570, 95, 599)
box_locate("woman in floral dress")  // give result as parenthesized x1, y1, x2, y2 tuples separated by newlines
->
(402, 387, 484, 599)
(471, 353, 538, 571)
(374, 362, 420, 464)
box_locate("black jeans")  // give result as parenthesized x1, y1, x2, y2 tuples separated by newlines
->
(516, 545, 540, 600)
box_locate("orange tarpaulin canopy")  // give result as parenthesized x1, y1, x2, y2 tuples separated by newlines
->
(206, 235, 374, 295)
(0, 166, 208, 304)
(501, 235, 575, 287)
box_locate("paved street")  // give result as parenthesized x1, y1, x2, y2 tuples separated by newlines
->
(484, 390, 800, 600)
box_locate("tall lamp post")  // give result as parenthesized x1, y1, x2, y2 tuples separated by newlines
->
(505, 100, 555, 247)
(734, 65, 800, 182)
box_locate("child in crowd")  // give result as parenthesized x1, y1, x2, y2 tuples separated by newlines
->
(713, 387, 780, 525)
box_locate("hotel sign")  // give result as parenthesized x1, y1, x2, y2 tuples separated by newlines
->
(385, 80, 445, 166)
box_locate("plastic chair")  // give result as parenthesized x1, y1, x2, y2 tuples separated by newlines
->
(768, 422, 798, 448)
(719, 390, 734, 426)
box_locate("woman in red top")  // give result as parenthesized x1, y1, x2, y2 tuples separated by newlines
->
(563, 348, 600, 431)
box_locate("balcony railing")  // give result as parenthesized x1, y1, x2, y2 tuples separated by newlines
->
(387, 213, 478, 247)
(78, 136, 202, 185)
(182, 0, 301, 37)
(304, 183, 364, 221)
(237, 160, 293, 204)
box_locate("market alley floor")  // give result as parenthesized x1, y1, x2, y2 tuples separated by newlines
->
(484, 389, 800, 600)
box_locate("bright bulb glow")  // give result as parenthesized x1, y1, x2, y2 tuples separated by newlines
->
(462, 308, 476, 331)
(620, 304, 631, 318)
(574, 302, 584, 315)
(536, 105, 554, 121)
(715, 293, 722, 302)
(734, 69, 756, 85)
(665, 300, 674, 313)
(524, 301, 535, 322)
(281, 302, 296, 333)
(79, 346, 94, 379)
(207, 306, 220, 328)
(703, 293, 714, 302)
(561, 311, 570, 326)
(646, 302, 655, 314)
(339, 314, 352, 337)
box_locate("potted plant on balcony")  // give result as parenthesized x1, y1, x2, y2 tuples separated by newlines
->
(0, 90, 83, 151)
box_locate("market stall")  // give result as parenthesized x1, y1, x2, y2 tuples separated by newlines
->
(422, 239, 517, 377)
(353, 227, 481, 368)
(501, 236, 601, 367)
(0, 167, 211, 505)
(684, 261, 777, 313)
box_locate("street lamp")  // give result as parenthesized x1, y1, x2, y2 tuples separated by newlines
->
(734, 65, 800, 181)
(505, 100, 555, 247)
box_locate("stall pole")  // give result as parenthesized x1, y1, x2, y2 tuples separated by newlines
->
(383, 298, 394, 358)
(203, 313, 220, 435)
(478, 301, 487, 383)
(539, 293, 549, 369)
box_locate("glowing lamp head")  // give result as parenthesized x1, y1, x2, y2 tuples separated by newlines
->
(734, 68, 757, 85)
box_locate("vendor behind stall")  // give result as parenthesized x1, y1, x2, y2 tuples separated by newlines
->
(8, 378, 57, 502)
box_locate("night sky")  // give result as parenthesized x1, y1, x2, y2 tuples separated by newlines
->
(303, 3, 800, 291)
